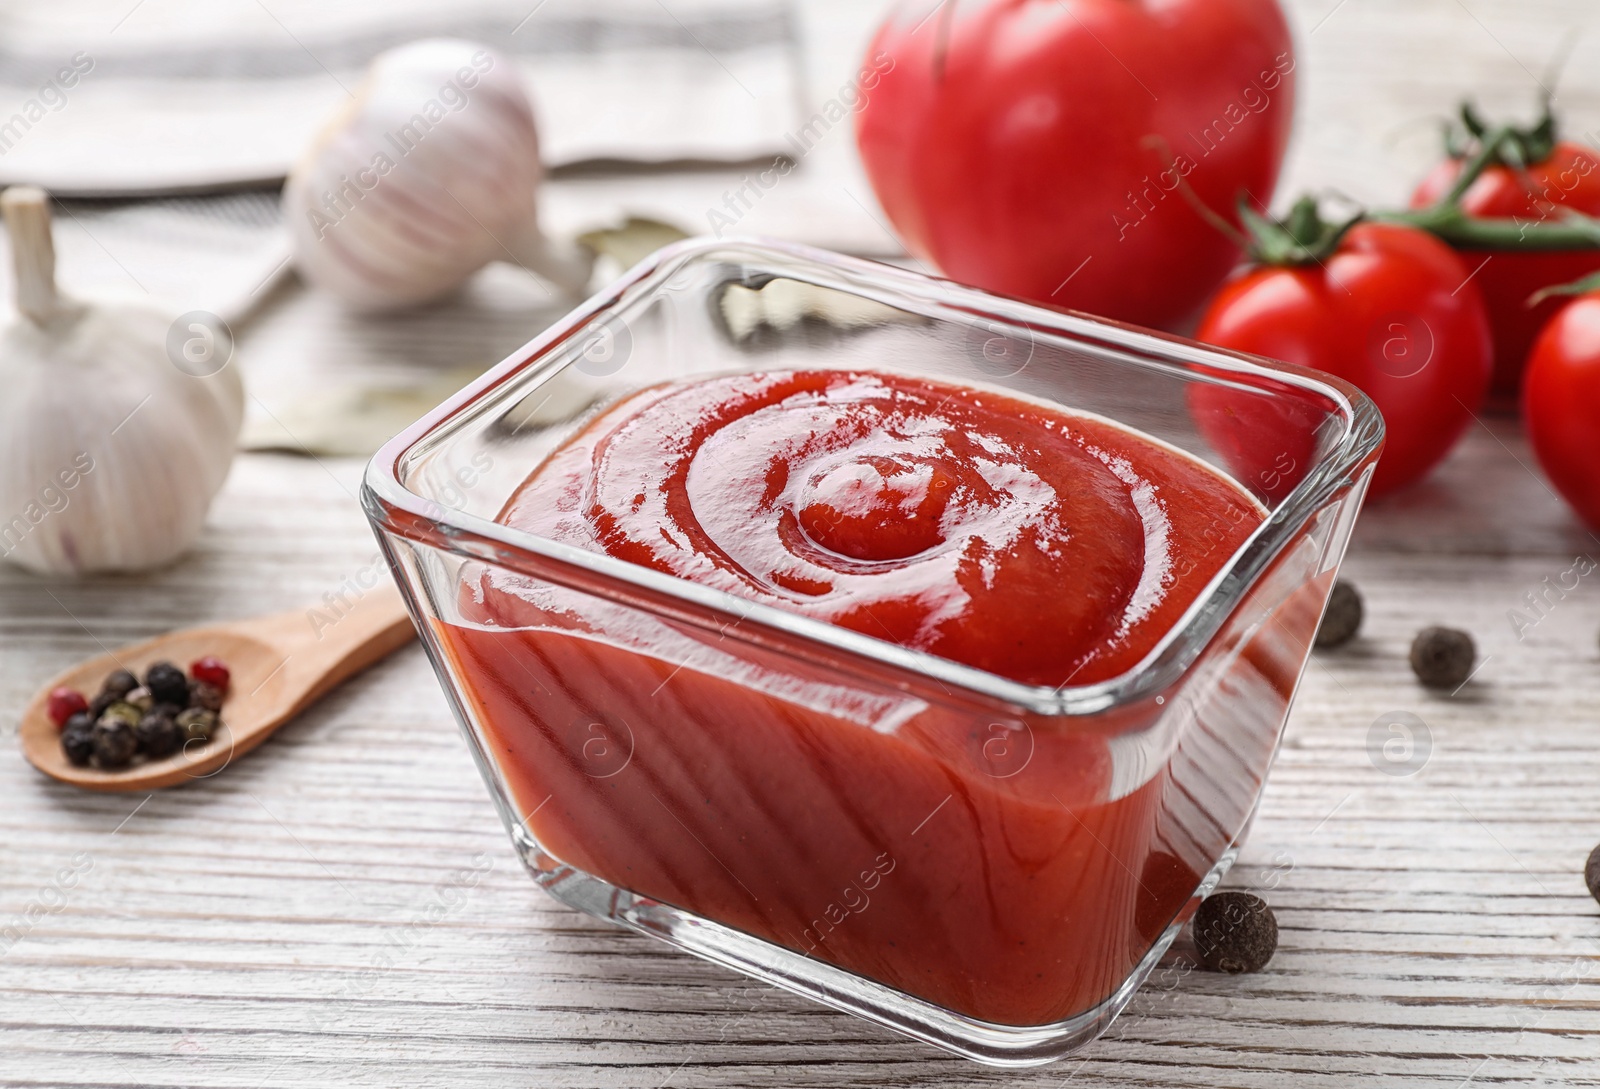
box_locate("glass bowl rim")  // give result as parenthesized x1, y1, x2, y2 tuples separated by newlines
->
(363, 235, 1384, 717)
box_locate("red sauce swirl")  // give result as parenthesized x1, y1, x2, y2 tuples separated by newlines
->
(501, 369, 1262, 685)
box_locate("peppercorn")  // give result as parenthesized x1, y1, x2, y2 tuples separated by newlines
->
(136, 711, 182, 759)
(98, 669, 138, 702)
(188, 680, 224, 713)
(1586, 844, 1600, 908)
(91, 718, 137, 769)
(1314, 579, 1363, 649)
(190, 655, 231, 693)
(48, 659, 232, 772)
(60, 713, 95, 766)
(1193, 891, 1278, 973)
(98, 702, 142, 731)
(1410, 626, 1476, 689)
(175, 708, 217, 744)
(144, 661, 190, 707)
(46, 686, 89, 727)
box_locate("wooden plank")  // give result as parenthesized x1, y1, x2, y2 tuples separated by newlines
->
(7, 397, 1600, 1089)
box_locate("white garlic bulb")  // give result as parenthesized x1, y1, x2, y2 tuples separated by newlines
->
(283, 38, 593, 312)
(0, 187, 243, 574)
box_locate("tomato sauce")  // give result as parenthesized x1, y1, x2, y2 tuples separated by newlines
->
(437, 370, 1266, 1026)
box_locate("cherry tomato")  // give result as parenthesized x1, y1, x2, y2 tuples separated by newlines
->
(1194, 223, 1492, 498)
(857, 0, 1295, 329)
(1523, 293, 1600, 530)
(1411, 141, 1600, 396)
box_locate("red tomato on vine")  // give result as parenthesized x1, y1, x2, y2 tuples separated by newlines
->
(1192, 199, 1492, 499)
(1410, 101, 1600, 397)
(1523, 291, 1600, 531)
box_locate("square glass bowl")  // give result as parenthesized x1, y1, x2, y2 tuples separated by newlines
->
(363, 238, 1382, 1066)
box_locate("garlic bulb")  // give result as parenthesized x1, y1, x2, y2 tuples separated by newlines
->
(0, 187, 243, 574)
(284, 39, 593, 312)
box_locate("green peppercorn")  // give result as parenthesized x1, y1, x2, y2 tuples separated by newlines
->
(188, 680, 224, 713)
(175, 708, 217, 744)
(1194, 891, 1278, 973)
(60, 714, 95, 766)
(136, 711, 182, 759)
(1410, 626, 1476, 689)
(123, 686, 155, 714)
(145, 661, 190, 707)
(1315, 579, 1363, 649)
(98, 702, 142, 730)
(91, 718, 137, 768)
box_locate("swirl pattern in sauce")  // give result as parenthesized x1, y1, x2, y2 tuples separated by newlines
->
(500, 370, 1262, 685)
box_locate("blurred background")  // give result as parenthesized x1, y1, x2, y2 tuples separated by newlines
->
(1, 0, 1591, 451)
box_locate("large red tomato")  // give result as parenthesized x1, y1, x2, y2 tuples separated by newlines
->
(1194, 222, 1492, 498)
(1412, 141, 1600, 396)
(856, 0, 1296, 329)
(1523, 293, 1600, 530)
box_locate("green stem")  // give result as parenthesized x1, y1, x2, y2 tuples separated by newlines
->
(1377, 205, 1600, 251)
(1140, 133, 1253, 250)
(1527, 270, 1600, 307)
(1238, 195, 1362, 265)
(1438, 124, 1513, 207)
(1219, 97, 1600, 267)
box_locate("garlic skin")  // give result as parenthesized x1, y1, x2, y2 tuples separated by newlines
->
(0, 187, 243, 575)
(284, 39, 592, 312)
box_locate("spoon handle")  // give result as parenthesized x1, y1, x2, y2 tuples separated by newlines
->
(237, 584, 417, 719)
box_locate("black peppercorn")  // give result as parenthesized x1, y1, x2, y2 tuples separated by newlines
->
(98, 669, 138, 701)
(188, 680, 224, 713)
(60, 713, 96, 766)
(144, 661, 191, 707)
(1193, 891, 1278, 973)
(1410, 626, 1476, 689)
(1315, 579, 1363, 649)
(88, 690, 119, 719)
(91, 718, 137, 769)
(136, 711, 182, 759)
(1586, 844, 1600, 908)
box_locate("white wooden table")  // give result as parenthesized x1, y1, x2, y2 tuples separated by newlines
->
(7, 2, 1600, 1086)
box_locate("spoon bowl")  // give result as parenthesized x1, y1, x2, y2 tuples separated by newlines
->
(19, 584, 415, 791)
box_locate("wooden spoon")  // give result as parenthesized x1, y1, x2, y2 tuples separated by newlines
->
(18, 584, 416, 792)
